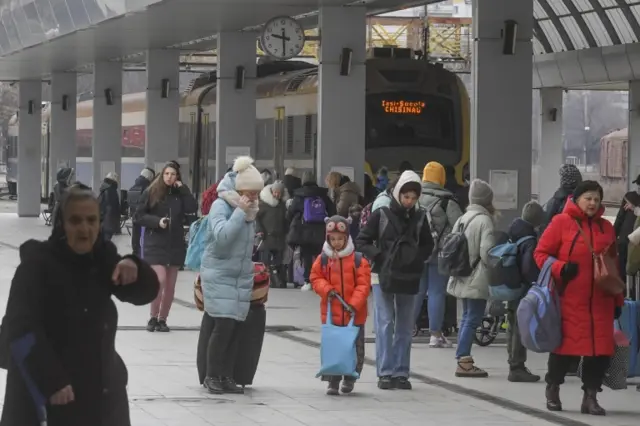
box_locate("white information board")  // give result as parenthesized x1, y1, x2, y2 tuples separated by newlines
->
(489, 169, 518, 210)
(225, 146, 251, 165)
(330, 166, 355, 182)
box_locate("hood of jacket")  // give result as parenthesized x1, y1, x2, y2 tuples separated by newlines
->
(259, 184, 289, 207)
(56, 167, 74, 185)
(100, 178, 118, 192)
(131, 175, 151, 190)
(420, 181, 452, 198)
(508, 218, 538, 241)
(392, 171, 422, 205)
(294, 183, 329, 198)
(552, 187, 572, 203)
(339, 181, 361, 196)
(321, 235, 355, 259)
(562, 196, 605, 221)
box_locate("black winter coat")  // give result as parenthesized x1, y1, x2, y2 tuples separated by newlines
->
(355, 199, 434, 294)
(0, 238, 159, 426)
(508, 218, 540, 287)
(134, 185, 198, 266)
(283, 174, 301, 198)
(127, 176, 152, 216)
(614, 191, 640, 244)
(98, 178, 121, 236)
(541, 187, 571, 233)
(256, 185, 289, 252)
(286, 183, 336, 248)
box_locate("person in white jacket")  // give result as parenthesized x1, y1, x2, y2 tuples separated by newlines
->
(447, 179, 497, 378)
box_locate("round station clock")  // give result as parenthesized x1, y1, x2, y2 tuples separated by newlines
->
(260, 16, 305, 60)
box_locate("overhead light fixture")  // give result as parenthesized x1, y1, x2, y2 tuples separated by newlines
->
(161, 78, 170, 98)
(27, 100, 34, 115)
(105, 88, 113, 105)
(62, 94, 69, 111)
(339, 48, 352, 76)
(549, 107, 558, 122)
(502, 19, 518, 55)
(235, 66, 245, 90)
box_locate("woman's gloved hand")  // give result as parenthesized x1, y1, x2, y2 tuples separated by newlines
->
(615, 306, 622, 320)
(560, 262, 579, 282)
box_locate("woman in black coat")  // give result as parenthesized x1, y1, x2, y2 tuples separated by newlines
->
(0, 184, 159, 426)
(134, 162, 197, 332)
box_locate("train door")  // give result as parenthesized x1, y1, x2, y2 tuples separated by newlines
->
(187, 111, 200, 196)
(41, 120, 50, 201)
(273, 107, 285, 179)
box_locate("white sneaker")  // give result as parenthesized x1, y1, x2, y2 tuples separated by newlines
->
(429, 335, 453, 348)
(301, 282, 312, 291)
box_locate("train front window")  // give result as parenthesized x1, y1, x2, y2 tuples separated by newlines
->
(366, 93, 455, 150)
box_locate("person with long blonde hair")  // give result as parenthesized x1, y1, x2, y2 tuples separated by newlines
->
(135, 162, 197, 332)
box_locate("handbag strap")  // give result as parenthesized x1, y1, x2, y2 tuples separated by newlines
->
(574, 220, 596, 257)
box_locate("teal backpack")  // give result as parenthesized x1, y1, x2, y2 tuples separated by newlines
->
(185, 216, 209, 270)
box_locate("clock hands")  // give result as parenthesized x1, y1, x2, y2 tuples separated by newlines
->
(271, 28, 290, 56)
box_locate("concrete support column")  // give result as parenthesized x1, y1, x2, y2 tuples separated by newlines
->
(50, 72, 77, 193)
(628, 81, 640, 190)
(471, 0, 533, 226)
(17, 81, 42, 217)
(215, 31, 257, 181)
(317, 6, 366, 189)
(145, 49, 180, 170)
(92, 61, 122, 192)
(538, 88, 564, 204)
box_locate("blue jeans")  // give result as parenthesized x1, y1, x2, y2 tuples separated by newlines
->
(412, 263, 448, 332)
(455, 298, 487, 359)
(372, 284, 415, 378)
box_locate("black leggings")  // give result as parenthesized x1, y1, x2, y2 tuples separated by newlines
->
(196, 314, 242, 379)
(546, 353, 610, 390)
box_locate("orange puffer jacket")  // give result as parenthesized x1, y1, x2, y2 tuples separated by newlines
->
(310, 245, 371, 326)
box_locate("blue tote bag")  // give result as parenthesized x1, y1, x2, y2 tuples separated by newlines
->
(316, 294, 360, 378)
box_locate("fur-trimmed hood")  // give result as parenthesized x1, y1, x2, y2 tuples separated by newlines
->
(259, 184, 289, 207)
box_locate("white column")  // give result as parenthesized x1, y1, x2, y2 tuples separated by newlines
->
(317, 6, 366, 189)
(629, 81, 640, 191)
(50, 72, 77, 193)
(471, 0, 533, 227)
(17, 81, 42, 217)
(145, 49, 180, 170)
(538, 88, 564, 203)
(92, 61, 122, 192)
(215, 31, 257, 180)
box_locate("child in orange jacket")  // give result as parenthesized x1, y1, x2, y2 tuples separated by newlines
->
(310, 215, 371, 395)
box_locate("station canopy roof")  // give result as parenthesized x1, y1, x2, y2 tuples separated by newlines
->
(534, 0, 640, 54)
(0, 0, 437, 80)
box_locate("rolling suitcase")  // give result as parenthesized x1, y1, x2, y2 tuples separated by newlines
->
(620, 275, 640, 377)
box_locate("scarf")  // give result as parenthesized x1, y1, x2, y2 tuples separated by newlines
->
(219, 190, 259, 222)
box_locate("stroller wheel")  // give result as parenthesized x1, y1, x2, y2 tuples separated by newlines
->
(474, 317, 497, 347)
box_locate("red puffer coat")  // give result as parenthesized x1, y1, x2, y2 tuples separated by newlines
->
(534, 199, 624, 357)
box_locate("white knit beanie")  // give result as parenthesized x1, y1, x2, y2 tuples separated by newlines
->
(233, 156, 264, 191)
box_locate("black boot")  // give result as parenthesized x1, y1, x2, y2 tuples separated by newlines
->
(508, 367, 541, 383)
(156, 319, 170, 332)
(340, 378, 355, 394)
(377, 376, 393, 390)
(581, 389, 606, 416)
(545, 384, 562, 411)
(204, 377, 224, 394)
(326, 378, 340, 396)
(146, 317, 158, 332)
(277, 265, 288, 289)
(222, 377, 244, 394)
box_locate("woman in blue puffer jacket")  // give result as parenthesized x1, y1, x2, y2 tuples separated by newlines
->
(200, 156, 264, 395)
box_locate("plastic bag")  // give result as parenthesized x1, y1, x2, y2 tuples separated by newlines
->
(316, 294, 360, 378)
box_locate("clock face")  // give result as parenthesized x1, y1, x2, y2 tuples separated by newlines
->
(260, 16, 305, 60)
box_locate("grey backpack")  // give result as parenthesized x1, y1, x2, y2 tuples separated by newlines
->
(437, 212, 482, 277)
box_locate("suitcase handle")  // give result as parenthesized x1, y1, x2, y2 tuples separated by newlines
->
(625, 274, 640, 301)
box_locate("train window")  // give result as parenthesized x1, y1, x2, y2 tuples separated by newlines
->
(366, 93, 456, 151)
(286, 116, 294, 154)
(304, 115, 312, 154)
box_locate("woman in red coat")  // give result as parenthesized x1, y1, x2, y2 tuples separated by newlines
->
(534, 180, 624, 416)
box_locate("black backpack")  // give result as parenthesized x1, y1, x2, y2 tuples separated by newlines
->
(378, 207, 426, 293)
(438, 212, 484, 277)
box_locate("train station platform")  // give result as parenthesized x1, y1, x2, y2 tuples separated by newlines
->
(0, 202, 638, 425)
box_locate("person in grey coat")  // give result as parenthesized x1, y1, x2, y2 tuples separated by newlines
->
(256, 180, 289, 287)
(415, 161, 463, 349)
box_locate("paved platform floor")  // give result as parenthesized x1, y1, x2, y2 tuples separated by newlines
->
(0, 205, 637, 425)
